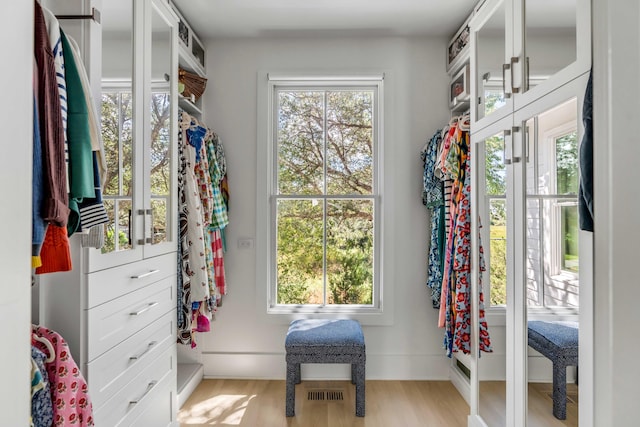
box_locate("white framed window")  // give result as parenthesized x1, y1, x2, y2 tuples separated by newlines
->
(257, 74, 385, 318)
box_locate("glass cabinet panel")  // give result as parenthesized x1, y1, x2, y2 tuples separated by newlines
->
(524, 99, 579, 310)
(475, 0, 509, 122)
(147, 3, 175, 249)
(523, 0, 578, 92)
(475, 127, 510, 427)
(523, 98, 580, 425)
(100, 0, 136, 256)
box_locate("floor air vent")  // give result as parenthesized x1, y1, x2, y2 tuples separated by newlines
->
(307, 390, 344, 401)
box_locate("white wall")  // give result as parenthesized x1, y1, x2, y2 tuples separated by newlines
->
(592, 0, 640, 425)
(1, 1, 33, 424)
(193, 36, 464, 380)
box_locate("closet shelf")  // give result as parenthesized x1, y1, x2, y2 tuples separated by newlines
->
(179, 94, 203, 116)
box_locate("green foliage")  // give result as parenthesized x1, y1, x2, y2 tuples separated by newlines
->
(275, 90, 375, 305)
(100, 90, 171, 252)
(101, 226, 129, 254)
(489, 225, 507, 306)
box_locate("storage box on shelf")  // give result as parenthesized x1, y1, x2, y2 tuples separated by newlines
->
(450, 63, 471, 112)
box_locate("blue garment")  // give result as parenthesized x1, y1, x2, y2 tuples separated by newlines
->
(186, 123, 207, 162)
(33, 95, 47, 261)
(579, 71, 593, 231)
(31, 346, 53, 427)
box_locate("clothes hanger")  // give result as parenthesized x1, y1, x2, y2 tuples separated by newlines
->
(31, 328, 55, 363)
(458, 113, 470, 132)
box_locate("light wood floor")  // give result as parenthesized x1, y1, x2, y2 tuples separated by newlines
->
(178, 379, 578, 427)
(479, 381, 578, 427)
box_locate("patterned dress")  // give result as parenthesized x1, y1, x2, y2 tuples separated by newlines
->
(32, 326, 94, 426)
(422, 131, 445, 308)
(439, 129, 492, 356)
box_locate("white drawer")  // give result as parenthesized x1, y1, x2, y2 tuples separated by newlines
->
(118, 372, 176, 427)
(93, 345, 176, 427)
(86, 277, 175, 361)
(86, 253, 177, 308)
(87, 311, 175, 410)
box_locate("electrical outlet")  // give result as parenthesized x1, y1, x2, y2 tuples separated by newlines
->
(237, 238, 254, 250)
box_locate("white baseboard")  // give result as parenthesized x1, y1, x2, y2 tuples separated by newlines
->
(199, 352, 575, 383)
(450, 364, 471, 405)
(177, 363, 204, 408)
(201, 352, 453, 380)
(468, 414, 489, 427)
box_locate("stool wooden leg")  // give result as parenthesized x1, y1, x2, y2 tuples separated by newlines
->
(286, 362, 297, 416)
(552, 363, 567, 420)
(355, 362, 365, 417)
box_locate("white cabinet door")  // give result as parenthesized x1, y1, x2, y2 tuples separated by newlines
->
(87, 0, 178, 271)
(470, 0, 515, 131)
(470, 0, 591, 132)
(470, 73, 589, 427)
(512, 0, 591, 111)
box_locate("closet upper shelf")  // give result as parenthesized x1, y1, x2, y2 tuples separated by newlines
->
(179, 94, 203, 116)
(171, 1, 206, 77)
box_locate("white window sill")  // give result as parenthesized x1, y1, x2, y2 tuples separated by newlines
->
(485, 306, 579, 327)
(263, 305, 392, 326)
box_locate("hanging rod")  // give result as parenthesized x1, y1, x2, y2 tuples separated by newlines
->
(55, 7, 101, 24)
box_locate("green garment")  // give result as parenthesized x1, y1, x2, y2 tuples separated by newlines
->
(61, 30, 95, 235)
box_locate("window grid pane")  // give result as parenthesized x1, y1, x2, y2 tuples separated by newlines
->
(274, 84, 377, 307)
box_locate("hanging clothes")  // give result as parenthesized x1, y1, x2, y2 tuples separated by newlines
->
(41, 5, 70, 193)
(34, 1, 69, 227)
(579, 71, 594, 231)
(176, 111, 230, 347)
(60, 29, 96, 236)
(425, 116, 492, 357)
(177, 112, 209, 347)
(31, 346, 54, 427)
(422, 130, 445, 308)
(32, 325, 94, 427)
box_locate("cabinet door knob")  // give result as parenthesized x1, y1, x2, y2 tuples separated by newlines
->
(511, 56, 520, 94)
(502, 63, 511, 99)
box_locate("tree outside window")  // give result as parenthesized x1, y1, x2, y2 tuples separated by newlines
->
(273, 86, 378, 307)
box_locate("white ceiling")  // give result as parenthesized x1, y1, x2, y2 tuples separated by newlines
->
(171, 0, 480, 39)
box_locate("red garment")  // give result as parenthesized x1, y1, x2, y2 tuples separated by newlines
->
(211, 229, 226, 294)
(36, 224, 72, 274)
(32, 325, 94, 426)
(34, 1, 69, 226)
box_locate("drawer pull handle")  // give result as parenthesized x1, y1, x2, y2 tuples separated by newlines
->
(129, 380, 158, 405)
(129, 302, 159, 316)
(129, 341, 157, 361)
(130, 269, 160, 279)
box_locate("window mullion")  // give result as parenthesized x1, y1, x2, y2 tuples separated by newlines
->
(322, 90, 328, 306)
(117, 92, 124, 251)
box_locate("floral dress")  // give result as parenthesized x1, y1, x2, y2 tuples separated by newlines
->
(448, 156, 492, 355)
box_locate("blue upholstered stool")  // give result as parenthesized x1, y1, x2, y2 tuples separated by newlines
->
(527, 320, 579, 420)
(285, 319, 366, 417)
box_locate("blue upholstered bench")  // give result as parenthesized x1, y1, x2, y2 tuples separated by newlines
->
(285, 319, 366, 417)
(527, 320, 579, 420)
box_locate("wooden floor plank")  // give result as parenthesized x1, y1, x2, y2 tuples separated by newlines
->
(178, 379, 578, 427)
